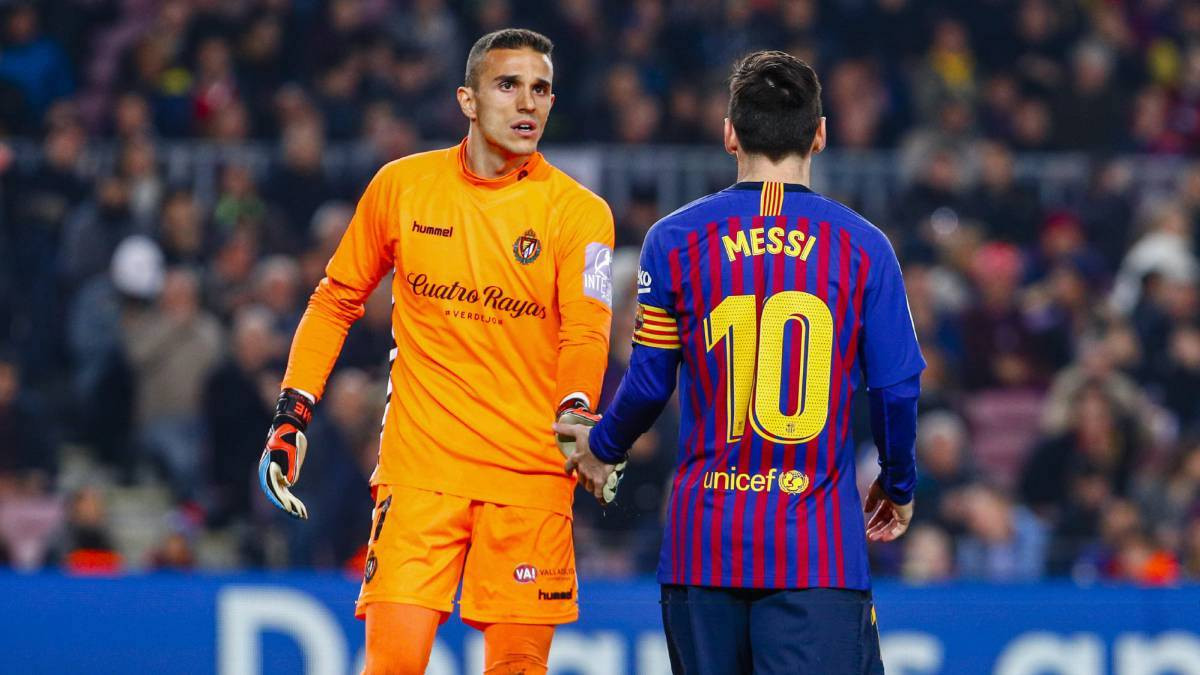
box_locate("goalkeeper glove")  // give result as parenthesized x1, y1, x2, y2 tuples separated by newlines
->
(258, 388, 313, 520)
(556, 398, 626, 504)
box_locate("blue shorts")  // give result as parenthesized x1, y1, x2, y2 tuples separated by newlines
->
(660, 585, 884, 674)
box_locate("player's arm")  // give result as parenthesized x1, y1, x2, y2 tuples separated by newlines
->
(549, 193, 614, 502)
(859, 236, 926, 541)
(863, 374, 919, 541)
(557, 227, 680, 503)
(589, 342, 680, 459)
(259, 164, 397, 519)
(552, 193, 615, 415)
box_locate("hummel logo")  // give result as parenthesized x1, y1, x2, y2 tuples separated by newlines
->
(412, 220, 453, 238)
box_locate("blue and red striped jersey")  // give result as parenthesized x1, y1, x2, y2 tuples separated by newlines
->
(593, 181, 924, 590)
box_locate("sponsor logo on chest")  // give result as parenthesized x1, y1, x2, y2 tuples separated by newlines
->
(411, 220, 453, 238)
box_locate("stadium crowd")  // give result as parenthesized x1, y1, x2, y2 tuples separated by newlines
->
(2, 0, 1200, 586)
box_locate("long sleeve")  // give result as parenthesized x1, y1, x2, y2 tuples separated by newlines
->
(867, 373, 920, 505)
(553, 193, 615, 406)
(589, 344, 680, 462)
(589, 222, 681, 462)
(281, 164, 396, 400)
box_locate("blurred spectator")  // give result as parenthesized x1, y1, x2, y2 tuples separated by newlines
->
(300, 201, 352, 290)
(54, 487, 121, 575)
(264, 120, 341, 241)
(614, 183, 660, 249)
(110, 92, 156, 140)
(235, 12, 285, 135)
(1021, 382, 1138, 520)
(5, 121, 88, 377)
(0, 351, 53, 494)
(203, 307, 281, 526)
(253, 255, 304, 336)
(896, 148, 967, 233)
(901, 525, 955, 583)
(912, 411, 973, 532)
(1038, 328, 1151, 440)
(123, 268, 223, 499)
(1078, 160, 1136, 271)
(1137, 440, 1200, 554)
(956, 484, 1047, 581)
(149, 529, 195, 571)
(314, 54, 363, 141)
(360, 103, 419, 171)
(1128, 85, 1186, 153)
(967, 140, 1042, 246)
(0, 3, 74, 127)
(1112, 199, 1198, 315)
(158, 189, 208, 266)
(67, 236, 162, 478)
(119, 136, 165, 229)
(1010, 0, 1069, 97)
(910, 18, 976, 126)
(213, 163, 267, 238)
(1053, 41, 1125, 150)
(1009, 97, 1054, 151)
(60, 175, 136, 293)
(962, 243, 1041, 391)
(1110, 530, 1180, 586)
(825, 58, 892, 150)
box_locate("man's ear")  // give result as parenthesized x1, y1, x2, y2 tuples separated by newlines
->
(811, 116, 827, 155)
(457, 86, 476, 122)
(724, 118, 738, 156)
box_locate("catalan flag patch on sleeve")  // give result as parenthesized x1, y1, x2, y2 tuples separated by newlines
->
(632, 304, 681, 349)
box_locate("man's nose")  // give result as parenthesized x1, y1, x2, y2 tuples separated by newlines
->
(517, 87, 536, 113)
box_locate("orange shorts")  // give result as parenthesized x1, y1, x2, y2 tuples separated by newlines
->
(354, 484, 578, 625)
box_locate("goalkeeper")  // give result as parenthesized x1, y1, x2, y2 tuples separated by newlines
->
(257, 29, 614, 675)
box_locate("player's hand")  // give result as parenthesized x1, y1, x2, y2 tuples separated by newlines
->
(258, 388, 313, 520)
(554, 401, 625, 505)
(863, 478, 912, 542)
(555, 399, 601, 456)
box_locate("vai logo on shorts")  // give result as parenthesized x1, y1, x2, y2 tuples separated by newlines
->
(513, 229, 542, 265)
(513, 563, 537, 584)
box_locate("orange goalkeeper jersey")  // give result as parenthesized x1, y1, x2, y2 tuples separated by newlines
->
(282, 139, 614, 516)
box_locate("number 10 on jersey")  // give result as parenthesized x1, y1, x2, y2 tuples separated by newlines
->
(703, 291, 834, 444)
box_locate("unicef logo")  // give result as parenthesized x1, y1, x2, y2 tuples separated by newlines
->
(778, 470, 810, 495)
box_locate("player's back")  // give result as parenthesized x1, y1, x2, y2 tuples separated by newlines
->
(636, 181, 922, 590)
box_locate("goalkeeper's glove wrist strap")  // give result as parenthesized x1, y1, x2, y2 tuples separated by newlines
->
(274, 388, 314, 431)
(556, 397, 590, 416)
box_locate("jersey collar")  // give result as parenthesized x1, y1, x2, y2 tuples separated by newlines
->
(729, 181, 813, 192)
(455, 137, 547, 188)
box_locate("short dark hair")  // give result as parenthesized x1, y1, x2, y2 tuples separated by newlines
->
(464, 28, 554, 89)
(728, 51, 822, 161)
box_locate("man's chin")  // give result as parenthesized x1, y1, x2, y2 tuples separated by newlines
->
(488, 133, 541, 158)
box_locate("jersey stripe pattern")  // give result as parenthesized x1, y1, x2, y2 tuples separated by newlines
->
(635, 181, 924, 590)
